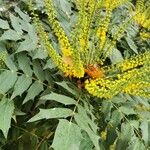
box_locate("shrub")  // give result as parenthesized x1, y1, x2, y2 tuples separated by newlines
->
(0, 0, 150, 149)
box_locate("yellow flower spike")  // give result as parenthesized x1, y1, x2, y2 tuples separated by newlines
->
(123, 81, 150, 95)
(116, 51, 150, 72)
(97, 28, 106, 50)
(96, 9, 112, 55)
(0, 51, 6, 68)
(135, 0, 145, 12)
(43, 0, 86, 78)
(79, 36, 87, 52)
(101, 129, 107, 140)
(140, 32, 150, 40)
(134, 0, 150, 29)
(85, 78, 119, 99)
(103, 0, 129, 10)
(72, 65, 85, 78)
(44, 0, 73, 57)
(85, 64, 150, 99)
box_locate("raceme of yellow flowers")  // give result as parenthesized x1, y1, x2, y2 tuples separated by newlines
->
(134, 0, 150, 29)
(30, 0, 150, 99)
(0, 51, 6, 69)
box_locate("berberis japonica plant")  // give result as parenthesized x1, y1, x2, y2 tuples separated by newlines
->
(30, 0, 150, 99)
(0, 0, 150, 149)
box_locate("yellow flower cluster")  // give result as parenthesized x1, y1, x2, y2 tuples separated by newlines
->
(85, 66, 150, 99)
(73, 66, 85, 78)
(123, 81, 150, 97)
(33, 18, 68, 73)
(100, 129, 107, 140)
(75, 0, 96, 13)
(140, 32, 150, 40)
(30, 0, 150, 99)
(30, 9, 82, 77)
(97, 9, 112, 50)
(44, 0, 73, 57)
(135, 0, 145, 12)
(116, 51, 150, 72)
(103, 0, 129, 11)
(79, 37, 87, 51)
(134, 0, 150, 29)
(85, 78, 122, 99)
(74, 0, 97, 53)
(78, 15, 89, 52)
(41, 0, 85, 78)
(134, 13, 150, 29)
(97, 28, 107, 50)
(0, 51, 6, 68)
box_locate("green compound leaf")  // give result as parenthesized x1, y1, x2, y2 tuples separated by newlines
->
(74, 105, 100, 150)
(0, 29, 21, 41)
(17, 52, 33, 76)
(79, 131, 94, 150)
(11, 75, 32, 99)
(5, 55, 18, 71)
(17, 23, 38, 52)
(23, 81, 43, 104)
(127, 138, 146, 150)
(119, 106, 136, 115)
(140, 120, 150, 146)
(28, 108, 73, 122)
(14, 6, 30, 22)
(0, 70, 17, 94)
(56, 81, 78, 96)
(9, 13, 23, 35)
(33, 60, 45, 82)
(17, 36, 35, 52)
(40, 92, 76, 105)
(52, 119, 83, 150)
(0, 19, 9, 29)
(32, 47, 48, 59)
(109, 48, 123, 64)
(0, 97, 14, 138)
(116, 123, 134, 150)
(125, 36, 138, 54)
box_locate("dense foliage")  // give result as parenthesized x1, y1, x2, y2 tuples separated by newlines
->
(0, 0, 150, 150)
